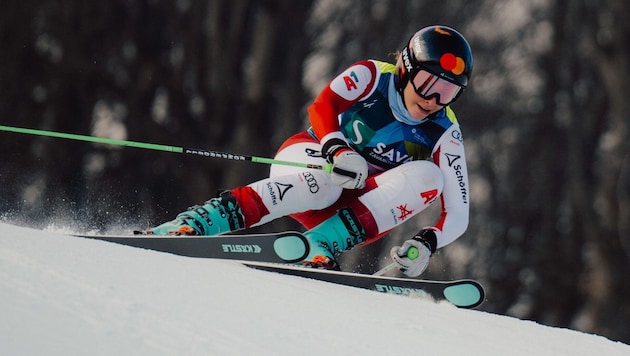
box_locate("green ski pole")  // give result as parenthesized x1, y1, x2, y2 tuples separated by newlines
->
(0, 124, 333, 173)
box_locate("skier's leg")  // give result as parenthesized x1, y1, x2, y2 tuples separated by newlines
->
(146, 132, 342, 236)
(246, 133, 343, 227)
(356, 160, 444, 236)
(300, 160, 444, 267)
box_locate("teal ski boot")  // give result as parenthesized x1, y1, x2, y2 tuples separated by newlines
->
(146, 191, 245, 236)
(301, 208, 366, 270)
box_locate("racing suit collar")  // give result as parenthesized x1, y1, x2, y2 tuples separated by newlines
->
(388, 75, 428, 125)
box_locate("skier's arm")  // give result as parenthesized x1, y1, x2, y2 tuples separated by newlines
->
(308, 61, 378, 189)
(430, 124, 470, 249)
(308, 60, 378, 141)
(390, 124, 470, 277)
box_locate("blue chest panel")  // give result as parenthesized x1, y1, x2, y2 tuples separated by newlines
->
(339, 76, 454, 170)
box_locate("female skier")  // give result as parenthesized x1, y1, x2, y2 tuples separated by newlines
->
(145, 25, 473, 277)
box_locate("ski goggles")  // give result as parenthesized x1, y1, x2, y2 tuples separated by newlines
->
(410, 69, 464, 106)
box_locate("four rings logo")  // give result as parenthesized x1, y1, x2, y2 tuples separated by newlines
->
(222, 244, 262, 253)
(451, 130, 463, 142)
(301, 172, 320, 193)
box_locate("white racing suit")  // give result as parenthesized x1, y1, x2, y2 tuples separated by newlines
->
(237, 59, 469, 249)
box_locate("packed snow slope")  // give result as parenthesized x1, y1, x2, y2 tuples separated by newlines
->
(1, 222, 628, 356)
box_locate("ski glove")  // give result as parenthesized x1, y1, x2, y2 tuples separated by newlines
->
(390, 229, 438, 277)
(322, 138, 368, 189)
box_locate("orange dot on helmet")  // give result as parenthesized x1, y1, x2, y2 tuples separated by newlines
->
(452, 57, 466, 75)
(440, 53, 457, 71)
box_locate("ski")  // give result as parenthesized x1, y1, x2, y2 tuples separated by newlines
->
(73, 231, 485, 308)
(244, 261, 485, 309)
(73, 232, 309, 264)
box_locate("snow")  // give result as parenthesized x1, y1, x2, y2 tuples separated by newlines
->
(1, 222, 628, 356)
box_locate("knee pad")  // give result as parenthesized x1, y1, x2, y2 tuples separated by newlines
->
(374, 160, 444, 196)
(359, 161, 444, 232)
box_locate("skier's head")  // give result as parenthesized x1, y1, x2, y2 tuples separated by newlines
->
(396, 25, 473, 106)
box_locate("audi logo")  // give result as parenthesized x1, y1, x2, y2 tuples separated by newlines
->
(451, 130, 463, 142)
(302, 172, 320, 193)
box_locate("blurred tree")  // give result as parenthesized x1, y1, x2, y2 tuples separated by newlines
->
(569, 0, 630, 341)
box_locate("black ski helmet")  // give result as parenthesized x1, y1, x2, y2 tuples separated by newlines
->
(396, 25, 473, 97)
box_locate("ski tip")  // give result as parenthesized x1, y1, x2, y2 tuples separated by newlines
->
(443, 280, 485, 309)
(273, 232, 310, 263)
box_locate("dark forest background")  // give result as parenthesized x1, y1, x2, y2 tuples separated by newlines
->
(1, 0, 629, 344)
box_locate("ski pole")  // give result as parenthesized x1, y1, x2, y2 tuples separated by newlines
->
(373, 246, 419, 276)
(373, 262, 398, 276)
(0, 124, 333, 173)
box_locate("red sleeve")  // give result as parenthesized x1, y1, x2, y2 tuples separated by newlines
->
(308, 60, 378, 140)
